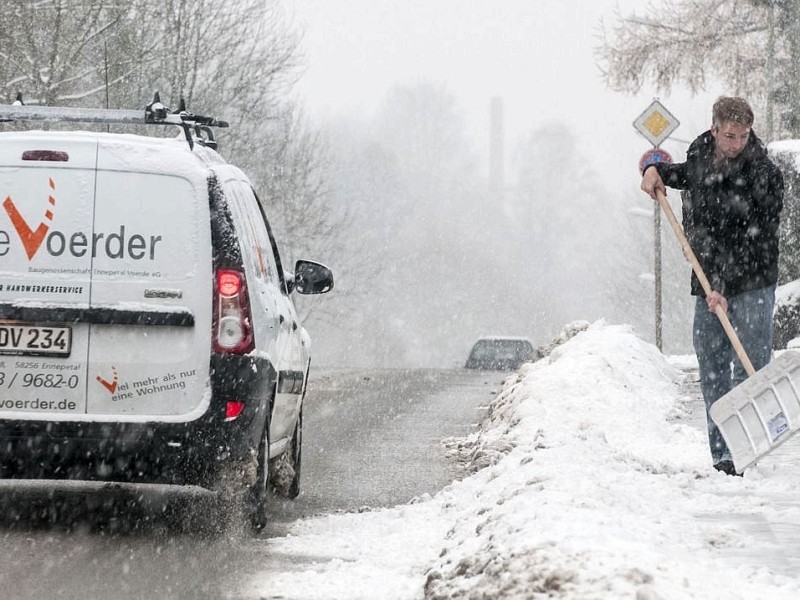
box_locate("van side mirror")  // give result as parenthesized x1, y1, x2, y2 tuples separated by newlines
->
(293, 260, 334, 294)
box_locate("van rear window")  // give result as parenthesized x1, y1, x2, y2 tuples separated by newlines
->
(92, 171, 203, 279)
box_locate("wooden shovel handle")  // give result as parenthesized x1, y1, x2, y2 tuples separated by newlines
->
(654, 189, 756, 376)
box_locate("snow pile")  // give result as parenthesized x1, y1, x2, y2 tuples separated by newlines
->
(261, 320, 800, 600)
(424, 322, 705, 599)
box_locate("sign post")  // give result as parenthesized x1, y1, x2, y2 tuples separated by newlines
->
(634, 100, 679, 352)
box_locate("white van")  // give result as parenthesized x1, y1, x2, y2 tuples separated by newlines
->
(0, 99, 333, 530)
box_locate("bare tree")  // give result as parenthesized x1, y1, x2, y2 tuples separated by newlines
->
(301, 82, 489, 367)
(369, 82, 488, 365)
(0, 0, 302, 145)
(0, 1, 137, 105)
(255, 103, 358, 323)
(126, 0, 300, 129)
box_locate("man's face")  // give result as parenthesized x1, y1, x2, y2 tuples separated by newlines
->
(711, 121, 751, 159)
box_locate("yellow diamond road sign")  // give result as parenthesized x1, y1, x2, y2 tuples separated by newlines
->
(634, 100, 680, 146)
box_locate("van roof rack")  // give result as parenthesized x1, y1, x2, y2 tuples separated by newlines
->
(0, 92, 229, 151)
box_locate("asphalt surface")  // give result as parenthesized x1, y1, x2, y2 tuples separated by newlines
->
(265, 367, 498, 533)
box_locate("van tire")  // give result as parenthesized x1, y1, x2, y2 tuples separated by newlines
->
(287, 410, 302, 499)
(270, 408, 302, 499)
(249, 424, 271, 532)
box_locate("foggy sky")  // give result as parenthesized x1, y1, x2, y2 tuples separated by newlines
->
(281, 0, 725, 188)
(280, 1, 733, 365)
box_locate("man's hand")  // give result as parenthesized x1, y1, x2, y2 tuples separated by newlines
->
(640, 165, 666, 200)
(706, 291, 728, 315)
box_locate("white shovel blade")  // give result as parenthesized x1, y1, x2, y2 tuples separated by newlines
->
(709, 350, 800, 473)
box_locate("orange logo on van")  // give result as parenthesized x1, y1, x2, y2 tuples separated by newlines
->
(96, 365, 119, 394)
(2, 178, 56, 260)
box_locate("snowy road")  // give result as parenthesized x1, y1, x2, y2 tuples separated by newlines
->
(266, 367, 497, 532)
(0, 367, 497, 599)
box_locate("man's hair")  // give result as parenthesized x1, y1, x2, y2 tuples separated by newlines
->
(712, 97, 754, 128)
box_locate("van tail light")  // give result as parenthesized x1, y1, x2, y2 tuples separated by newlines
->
(213, 268, 254, 354)
(225, 401, 245, 421)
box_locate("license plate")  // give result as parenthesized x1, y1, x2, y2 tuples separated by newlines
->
(0, 323, 72, 357)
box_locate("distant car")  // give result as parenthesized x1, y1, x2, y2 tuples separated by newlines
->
(465, 337, 535, 371)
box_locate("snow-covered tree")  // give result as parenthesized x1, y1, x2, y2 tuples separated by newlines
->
(771, 151, 800, 281)
(596, 0, 800, 139)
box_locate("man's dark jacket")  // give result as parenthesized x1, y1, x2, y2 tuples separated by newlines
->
(653, 130, 784, 298)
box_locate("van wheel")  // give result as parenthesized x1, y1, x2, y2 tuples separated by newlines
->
(270, 408, 302, 498)
(249, 426, 271, 532)
(287, 410, 303, 498)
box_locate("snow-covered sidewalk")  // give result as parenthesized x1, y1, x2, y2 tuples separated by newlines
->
(254, 321, 800, 599)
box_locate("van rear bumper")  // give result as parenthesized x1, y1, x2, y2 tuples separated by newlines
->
(0, 354, 276, 488)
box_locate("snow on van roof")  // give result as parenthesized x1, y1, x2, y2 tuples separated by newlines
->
(0, 129, 238, 191)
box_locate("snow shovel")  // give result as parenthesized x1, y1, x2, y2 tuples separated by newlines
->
(655, 188, 800, 473)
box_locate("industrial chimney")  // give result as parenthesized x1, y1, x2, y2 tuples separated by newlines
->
(489, 96, 505, 201)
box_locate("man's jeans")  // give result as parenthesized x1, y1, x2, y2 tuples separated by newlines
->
(693, 285, 776, 464)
